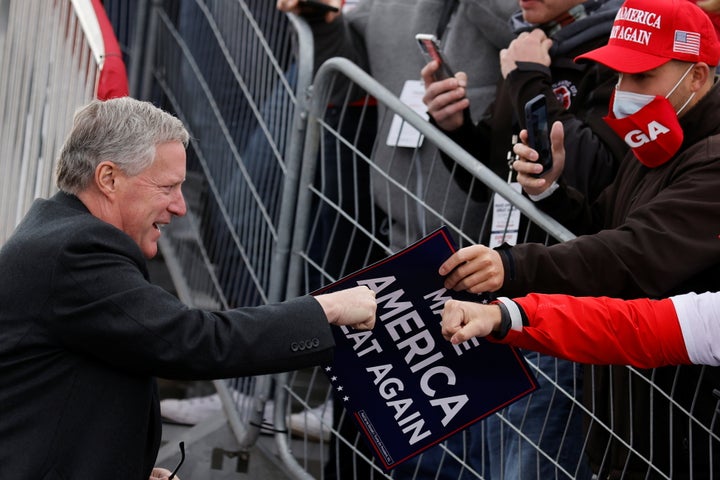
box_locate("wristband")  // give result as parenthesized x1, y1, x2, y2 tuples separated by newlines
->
(492, 297, 527, 340)
(491, 302, 513, 340)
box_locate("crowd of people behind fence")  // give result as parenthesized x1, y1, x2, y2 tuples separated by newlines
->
(278, 0, 720, 479)
(278, 0, 626, 478)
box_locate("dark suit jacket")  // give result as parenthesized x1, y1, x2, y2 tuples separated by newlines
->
(0, 192, 335, 479)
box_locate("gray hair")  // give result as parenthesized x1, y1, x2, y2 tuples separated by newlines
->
(56, 97, 190, 194)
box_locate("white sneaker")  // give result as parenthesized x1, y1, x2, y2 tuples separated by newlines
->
(289, 400, 333, 442)
(160, 392, 274, 426)
(160, 393, 223, 425)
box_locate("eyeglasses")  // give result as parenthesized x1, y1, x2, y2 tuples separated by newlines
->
(168, 441, 185, 480)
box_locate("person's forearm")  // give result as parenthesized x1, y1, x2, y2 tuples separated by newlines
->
(492, 293, 691, 368)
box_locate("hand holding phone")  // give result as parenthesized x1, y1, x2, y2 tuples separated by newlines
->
(524, 94, 553, 177)
(415, 34, 454, 81)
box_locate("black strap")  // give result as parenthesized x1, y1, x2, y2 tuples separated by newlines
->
(436, 0, 460, 40)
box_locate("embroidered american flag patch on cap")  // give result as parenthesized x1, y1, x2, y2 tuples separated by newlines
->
(673, 30, 701, 56)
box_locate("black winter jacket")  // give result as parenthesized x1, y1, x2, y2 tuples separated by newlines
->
(502, 80, 720, 479)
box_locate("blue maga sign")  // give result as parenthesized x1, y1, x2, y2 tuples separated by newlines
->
(313, 227, 538, 470)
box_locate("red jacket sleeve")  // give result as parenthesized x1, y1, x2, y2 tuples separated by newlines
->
(494, 294, 691, 368)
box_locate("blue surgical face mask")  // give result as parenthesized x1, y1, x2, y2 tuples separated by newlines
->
(612, 90, 656, 119)
(612, 64, 696, 119)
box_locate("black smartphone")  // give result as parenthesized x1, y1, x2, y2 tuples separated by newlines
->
(298, 0, 339, 14)
(415, 33, 454, 80)
(524, 94, 553, 177)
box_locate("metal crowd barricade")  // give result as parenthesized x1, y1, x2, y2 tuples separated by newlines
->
(137, 0, 318, 462)
(272, 56, 720, 479)
(0, 0, 112, 243)
(274, 57, 580, 479)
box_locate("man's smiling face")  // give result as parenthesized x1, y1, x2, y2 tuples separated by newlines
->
(113, 141, 187, 258)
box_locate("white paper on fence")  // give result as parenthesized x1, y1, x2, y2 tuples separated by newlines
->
(489, 182, 522, 248)
(386, 80, 429, 148)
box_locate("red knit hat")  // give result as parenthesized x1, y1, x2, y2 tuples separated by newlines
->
(576, 0, 720, 73)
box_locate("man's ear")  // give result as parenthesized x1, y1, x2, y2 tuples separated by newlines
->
(95, 161, 119, 197)
(690, 62, 711, 92)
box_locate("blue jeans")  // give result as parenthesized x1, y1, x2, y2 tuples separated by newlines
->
(481, 354, 593, 480)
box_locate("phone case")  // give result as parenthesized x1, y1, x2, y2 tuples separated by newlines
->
(415, 34, 454, 80)
(524, 94, 553, 177)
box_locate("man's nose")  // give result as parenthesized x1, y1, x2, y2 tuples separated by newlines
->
(170, 190, 187, 217)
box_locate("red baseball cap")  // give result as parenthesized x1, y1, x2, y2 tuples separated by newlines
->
(576, 0, 720, 73)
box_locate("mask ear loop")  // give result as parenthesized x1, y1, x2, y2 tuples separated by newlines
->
(666, 63, 696, 116)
